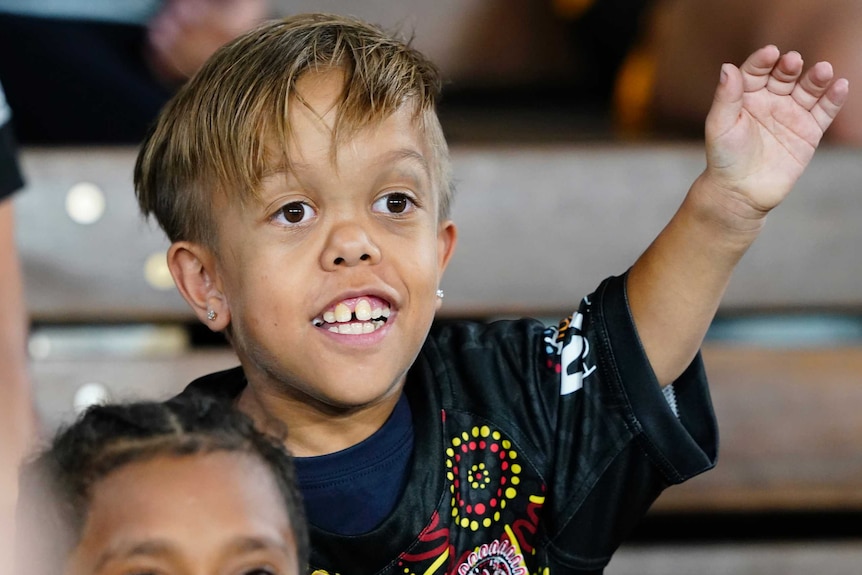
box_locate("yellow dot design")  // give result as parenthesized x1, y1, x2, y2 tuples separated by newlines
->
(468, 462, 491, 490)
(445, 424, 523, 531)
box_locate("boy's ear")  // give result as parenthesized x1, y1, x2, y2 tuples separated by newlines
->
(437, 219, 458, 273)
(436, 220, 458, 310)
(167, 241, 231, 331)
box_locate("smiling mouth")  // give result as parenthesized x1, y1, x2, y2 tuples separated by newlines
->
(312, 297, 391, 335)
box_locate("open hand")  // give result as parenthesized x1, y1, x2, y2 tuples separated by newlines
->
(703, 45, 849, 216)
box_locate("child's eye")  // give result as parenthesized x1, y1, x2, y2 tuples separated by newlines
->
(372, 192, 416, 215)
(242, 568, 277, 575)
(273, 201, 316, 225)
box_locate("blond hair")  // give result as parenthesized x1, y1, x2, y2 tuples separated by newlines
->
(135, 13, 452, 247)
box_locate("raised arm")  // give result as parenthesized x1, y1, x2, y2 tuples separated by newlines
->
(627, 45, 849, 386)
(0, 86, 35, 571)
(0, 198, 36, 573)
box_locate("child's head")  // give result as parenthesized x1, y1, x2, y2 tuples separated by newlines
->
(17, 394, 308, 575)
(135, 12, 453, 249)
(133, 14, 459, 423)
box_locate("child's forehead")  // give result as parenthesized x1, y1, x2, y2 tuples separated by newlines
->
(260, 97, 435, 179)
(293, 68, 346, 119)
(214, 66, 446, 210)
(290, 71, 428, 141)
(73, 452, 296, 568)
(92, 451, 283, 506)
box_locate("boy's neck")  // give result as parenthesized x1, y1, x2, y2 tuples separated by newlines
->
(235, 380, 404, 457)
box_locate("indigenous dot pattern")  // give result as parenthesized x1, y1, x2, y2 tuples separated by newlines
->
(446, 425, 522, 532)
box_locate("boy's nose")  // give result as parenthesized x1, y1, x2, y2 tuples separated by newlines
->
(321, 223, 381, 269)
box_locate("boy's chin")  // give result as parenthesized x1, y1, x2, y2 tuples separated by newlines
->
(269, 374, 406, 414)
(313, 380, 406, 413)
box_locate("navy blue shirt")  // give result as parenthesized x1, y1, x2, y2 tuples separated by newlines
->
(293, 392, 414, 535)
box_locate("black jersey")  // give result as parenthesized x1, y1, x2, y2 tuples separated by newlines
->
(181, 273, 717, 574)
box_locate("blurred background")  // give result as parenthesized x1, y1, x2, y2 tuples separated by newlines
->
(2, 1, 862, 573)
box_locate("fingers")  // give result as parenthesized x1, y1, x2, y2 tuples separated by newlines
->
(738, 45, 781, 92)
(811, 76, 850, 133)
(705, 62, 744, 138)
(765, 51, 804, 96)
(707, 44, 851, 142)
(739, 45, 806, 96)
(789, 59, 850, 134)
(769, 51, 850, 132)
(790, 60, 833, 110)
(739, 46, 823, 96)
(730, 44, 851, 132)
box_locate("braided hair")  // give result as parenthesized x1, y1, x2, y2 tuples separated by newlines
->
(17, 392, 308, 573)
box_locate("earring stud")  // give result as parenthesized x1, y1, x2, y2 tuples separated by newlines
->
(436, 289, 445, 299)
(207, 309, 217, 321)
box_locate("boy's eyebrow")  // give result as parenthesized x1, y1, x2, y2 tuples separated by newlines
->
(260, 147, 431, 181)
(259, 160, 302, 180)
(380, 147, 431, 174)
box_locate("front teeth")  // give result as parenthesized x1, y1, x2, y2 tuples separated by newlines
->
(334, 302, 352, 323)
(328, 322, 379, 335)
(316, 297, 390, 333)
(355, 299, 372, 321)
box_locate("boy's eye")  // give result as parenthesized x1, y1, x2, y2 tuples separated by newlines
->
(274, 201, 315, 225)
(373, 192, 416, 215)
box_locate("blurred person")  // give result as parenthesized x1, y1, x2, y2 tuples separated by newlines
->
(552, 0, 652, 113)
(650, 0, 862, 145)
(553, 0, 862, 146)
(0, 0, 268, 144)
(608, 0, 862, 145)
(0, 80, 35, 575)
(16, 393, 309, 575)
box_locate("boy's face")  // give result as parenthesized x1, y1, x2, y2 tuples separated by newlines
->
(205, 70, 456, 416)
(66, 452, 300, 575)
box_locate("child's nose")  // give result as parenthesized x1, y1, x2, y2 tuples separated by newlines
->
(320, 222, 381, 269)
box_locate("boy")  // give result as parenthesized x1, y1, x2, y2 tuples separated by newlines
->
(134, 13, 848, 574)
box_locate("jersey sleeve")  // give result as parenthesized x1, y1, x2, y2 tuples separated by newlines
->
(539, 271, 717, 568)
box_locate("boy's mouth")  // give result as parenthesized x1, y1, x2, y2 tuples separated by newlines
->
(312, 296, 391, 335)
